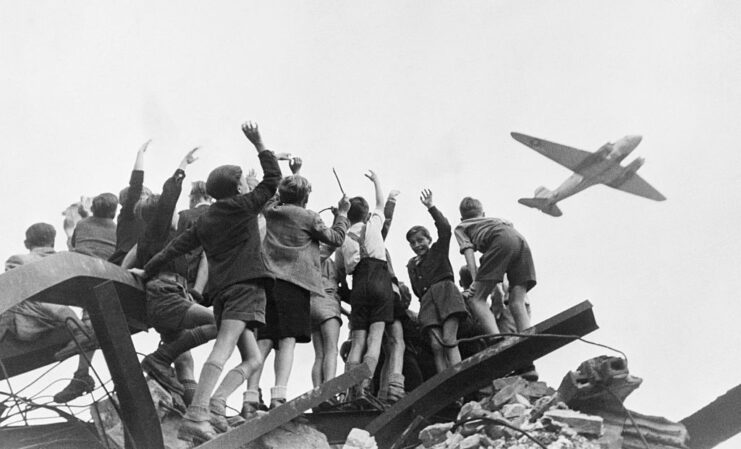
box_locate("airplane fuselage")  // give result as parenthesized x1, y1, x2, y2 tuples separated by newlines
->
(542, 135, 643, 204)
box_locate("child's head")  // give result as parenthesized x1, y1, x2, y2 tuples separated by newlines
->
(406, 225, 432, 257)
(25, 223, 56, 249)
(91, 193, 119, 219)
(459, 196, 484, 220)
(278, 175, 311, 207)
(458, 265, 473, 289)
(135, 194, 161, 223)
(347, 196, 369, 224)
(119, 186, 152, 208)
(189, 180, 212, 208)
(206, 165, 243, 200)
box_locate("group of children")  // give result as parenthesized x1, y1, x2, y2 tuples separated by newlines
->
(0, 121, 537, 444)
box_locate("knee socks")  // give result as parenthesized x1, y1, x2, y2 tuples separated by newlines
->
(154, 325, 217, 365)
(185, 361, 223, 422)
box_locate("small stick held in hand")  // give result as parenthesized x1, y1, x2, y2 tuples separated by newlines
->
(332, 167, 346, 195)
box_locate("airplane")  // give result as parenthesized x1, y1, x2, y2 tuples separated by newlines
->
(511, 132, 666, 217)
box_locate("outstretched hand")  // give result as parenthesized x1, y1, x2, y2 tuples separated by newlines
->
(420, 188, 434, 208)
(289, 156, 303, 174)
(138, 139, 152, 154)
(245, 168, 259, 191)
(241, 121, 265, 151)
(337, 195, 350, 215)
(388, 189, 401, 201)
(179, 146, 201, 170)
(364, 170, 379, 183)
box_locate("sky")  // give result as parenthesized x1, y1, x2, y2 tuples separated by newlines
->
(2, 1, 741, 446)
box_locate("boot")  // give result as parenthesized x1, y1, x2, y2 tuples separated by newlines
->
(54, 324, 97, 361)
(53, 371, 95, 403)
(177, 419, 217, 444)
(141, 354, 184, 395)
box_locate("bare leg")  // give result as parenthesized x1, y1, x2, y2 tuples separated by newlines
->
(427, 327, 447, 373)
(442, 316, 461, 366)
(246, 339, 274, 394)
(182, 304, 216, 328)
(508, 284, 531, 331)
(273, 337, 296, 388)
(320, 318, 341, 382)
(347, 329, 367, 367)
(363, 322, 386, 374)
(311, 330, 324, 387)
(468, 280, 500, 335)
(384, 320, 405, 375)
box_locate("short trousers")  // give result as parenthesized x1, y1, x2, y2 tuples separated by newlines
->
(478, 227, 536, 291)
(310, 290, 342, 332)
(418, 280, 469, 330)
(146, 273, 193, 335)
(9, 301, 69, 341)
(212, 281, 266, 330)
(391, 281, 408, 321)
(349, 258, 395, 330)
(258, 279, 311, 343)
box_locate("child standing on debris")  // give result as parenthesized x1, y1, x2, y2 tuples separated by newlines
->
(341, 170, 395, 401)
(132, 122, 281, 443)
(244, 156, 350, 413)
(406, 189, 468, 374)
(454, 197, 536, 336)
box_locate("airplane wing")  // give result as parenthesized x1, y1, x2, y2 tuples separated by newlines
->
(511, 132, 593, 172)
(607, 173, 666, 201)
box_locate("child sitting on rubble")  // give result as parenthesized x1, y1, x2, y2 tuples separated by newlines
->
(127, 146, 218, 407)
(245, 156, 350, 413)
(0, 223, 97, 403)
(132, 121, 281, 443)
(340, 170, 396, 401)
(406, 189, 468, 374)
(454, 197, 536, 335)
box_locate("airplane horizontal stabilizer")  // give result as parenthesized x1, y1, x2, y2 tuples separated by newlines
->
(518, 197, 563, 217)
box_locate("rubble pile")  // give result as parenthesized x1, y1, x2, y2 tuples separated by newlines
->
(414, 356, 691, 449)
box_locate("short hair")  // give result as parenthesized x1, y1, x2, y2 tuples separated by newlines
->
(458, 265, 473, 289)
(25, 223, 56, 249)
(119, 185, 152, 207)
(135, 194, 160, 223)
(459, 197, 484, 220)
(278, 175, 311, 205)
(347, 196, 369, 224)
(207, 165, 242, 200)
(91, 193, 119, 218)
(406, 225, 431, 242)
(190, 180, 211, 201)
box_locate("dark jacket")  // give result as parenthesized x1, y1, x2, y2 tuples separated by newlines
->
(143, 150, 281, 296)
(406, 206, 456, 299)
(109, 170, 144, 265)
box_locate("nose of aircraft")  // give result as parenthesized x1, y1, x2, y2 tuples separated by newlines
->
(626, 135, 643, 146)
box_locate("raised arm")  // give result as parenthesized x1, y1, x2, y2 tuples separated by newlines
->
(420, 189, 451, 248)
(133, 139, 151, 171)
(381, 189, 399, 240)
(364, 170, 384, 212)
(240, 121, 281, 209)
(309, 195, 350, 247)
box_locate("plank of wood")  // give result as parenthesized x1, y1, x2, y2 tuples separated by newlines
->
(366, 300, 598, 449)
(200, 363, 372, 449)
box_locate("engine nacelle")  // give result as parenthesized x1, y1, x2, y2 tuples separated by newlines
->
(624, 156, 645, 175)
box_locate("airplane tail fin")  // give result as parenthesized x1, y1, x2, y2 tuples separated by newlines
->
(518, 197, 563, 217)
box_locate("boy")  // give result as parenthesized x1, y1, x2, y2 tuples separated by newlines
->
(71, 192, 118, 260)
(454, 197, 536, 335)
(406, 189, 467, 374)
(0, 223, 97, 403)
(340, 170, 395, 400)
(132, 121, 281, 443)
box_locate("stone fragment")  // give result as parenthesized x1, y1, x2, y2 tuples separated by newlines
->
(250, 421, 331, 449)
(459, 433, 481, 449)
(544, 409, 603, 436)
(458, 401, 487, 421)
(492, 377, 529, 409)
(343, 428, 377, 449)
(501, 403, 528, 419)
(418, 422, 454, 448)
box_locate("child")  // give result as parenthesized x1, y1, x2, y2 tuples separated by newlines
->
(0, 223, 97, 403)
(406, 189, 468, 373)
(71, 192, 118, 260)
(340, 170, 395, 400)
(109, 140, 152, 265)
(132, 121, 281, 443)
(454, 197, 536, 335)
(246, 157, 350, 412)
(310, 242, 344, 388)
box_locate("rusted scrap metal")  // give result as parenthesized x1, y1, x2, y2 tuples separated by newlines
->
(682, 383, 741, 449)
(0, 252, 147, 378)
(365, 300, 598, 449)
(88, 281, 163, 449)
(200, 363, 372, 449)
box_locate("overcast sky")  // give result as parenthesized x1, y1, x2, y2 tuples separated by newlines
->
(2, 1, 740, 445)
